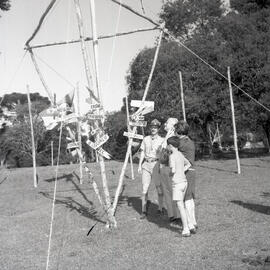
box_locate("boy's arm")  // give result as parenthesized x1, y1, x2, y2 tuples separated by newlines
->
(169, 155, 175, 177)
(138, 139, 145, 173)
(183, 156, 191, 172)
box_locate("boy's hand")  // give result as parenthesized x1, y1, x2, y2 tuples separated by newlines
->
(138, 165, 142, 174)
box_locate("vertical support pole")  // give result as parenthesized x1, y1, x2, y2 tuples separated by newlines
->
(76, 82, 83, 184)
(51, 141, 54, 167)
(73, 0, 94, 99)
(178, 71, 186, 121)
(89, 0, 116, 227)
(26, 85, 37, 187)
(227, 67, 241, 174)
(125, 95, 134, 180)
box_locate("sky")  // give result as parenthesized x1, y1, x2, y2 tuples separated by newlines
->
(0, 0, 163, 113)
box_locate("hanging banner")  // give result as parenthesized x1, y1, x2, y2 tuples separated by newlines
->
(129, 120, 147, 127)
(130, 115, 145, 122)
(85, 114, 104, 120)
(97, 148, 112, 159)
(86, 134, 109, 150)
(89, 103, 101, 110)
(67, 142, 79, 150)
(130, 100, 154, 115)
(123, 132, 144, 140)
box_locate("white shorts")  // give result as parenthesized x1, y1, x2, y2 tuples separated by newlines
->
(172, 182, 187, 201)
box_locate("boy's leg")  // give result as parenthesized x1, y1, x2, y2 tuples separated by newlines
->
(174, 182, 190, 235)
(160, 167, 174, 218)
(185, 199, 196, 230)
(153, 162, 164, 212)
(184, 170, 197, 228)
(141, 168, 151, 216)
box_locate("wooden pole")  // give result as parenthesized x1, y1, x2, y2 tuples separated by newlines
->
(76, 83, 83, 184)
(227, 67, 241, 174)
(125, 95, 135, 180)
(178, 71, 186, 121)
(26, 27, 158, 50)
(26, 85, 37, 187)
(73, 0, 94, 98)
(112, 28, 164, 215)
(89, 0, 116, 227)
(51, 141, 54, 167)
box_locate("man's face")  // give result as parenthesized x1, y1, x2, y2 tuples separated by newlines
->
(164, 120, 174, 132)
(150, 125, 159, 135)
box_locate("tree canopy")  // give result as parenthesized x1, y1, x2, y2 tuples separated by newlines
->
(124, 0, 270, 147)
(0, 0, 10, 12)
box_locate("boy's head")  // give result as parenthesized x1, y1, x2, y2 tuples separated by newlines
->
(175, 120, 190, 135)
(167, 136, 179, 150)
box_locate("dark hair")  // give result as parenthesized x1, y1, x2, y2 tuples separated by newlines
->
(175, 120, 190, 135)
(167, 136, 180, 148)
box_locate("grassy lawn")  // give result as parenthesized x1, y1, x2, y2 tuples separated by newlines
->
(0, 157, 270, 270)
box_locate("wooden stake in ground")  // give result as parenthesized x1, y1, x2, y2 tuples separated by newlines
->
(227, 66, 241, 174)
(88, 0, 116, 227)
(26, 85, 37, 187)
(51, 141, 54, 167)
(76, 83, 83, 184)
(125, 94, 135, 180)
(112, 27, 164, 215)
(178, 71, 186, 121)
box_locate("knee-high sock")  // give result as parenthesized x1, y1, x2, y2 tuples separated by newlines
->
(185, 199, 197, 228)
(142, 193, 148, 213)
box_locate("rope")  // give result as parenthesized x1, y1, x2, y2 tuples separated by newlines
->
(0, 51, 27, 106)
(45, 119, 64, 270)
(166, 32, 270, 113)
(34, 53, 75, 88)
(105, 0, 123, 91)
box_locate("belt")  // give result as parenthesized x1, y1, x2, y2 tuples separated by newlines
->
(145, 158, 158, 163)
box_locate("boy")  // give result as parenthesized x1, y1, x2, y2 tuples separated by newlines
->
(167, 136, 191, 237)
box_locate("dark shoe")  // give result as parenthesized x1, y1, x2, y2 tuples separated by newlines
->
(169, 217, 176, 223)
(146, 200, 151, 213)
(140, 212, 147, 219)
(190, 228, 196, 234)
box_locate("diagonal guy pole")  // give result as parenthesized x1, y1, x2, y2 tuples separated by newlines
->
(112, 26, 164, 215)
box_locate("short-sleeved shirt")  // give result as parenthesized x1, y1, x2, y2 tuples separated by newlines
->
(140, 135, 164, 159)
(178, 135, 195, 166)
(169, 151, 188, 184)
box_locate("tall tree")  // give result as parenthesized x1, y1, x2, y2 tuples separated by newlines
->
(126, 0, 270, 147)
(0, 0, 10, 12)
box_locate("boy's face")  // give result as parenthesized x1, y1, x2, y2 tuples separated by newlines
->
(150, 126, 159, 135)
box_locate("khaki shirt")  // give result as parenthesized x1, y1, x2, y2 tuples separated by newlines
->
(140, 135, 164, 159)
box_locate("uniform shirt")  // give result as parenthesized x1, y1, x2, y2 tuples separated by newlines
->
(178, 135, 195, 166)
(140, 135, 164, 159)
(169, 151, 190, 184)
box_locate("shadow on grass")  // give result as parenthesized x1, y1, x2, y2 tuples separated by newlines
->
(261, 192, 270, 198)
(126, 196, 180, 233)
(40, 173, 106, 224)
(197, 164, 236, 173)
(231, 200, 270, 215)
(43, 173, 74, 183)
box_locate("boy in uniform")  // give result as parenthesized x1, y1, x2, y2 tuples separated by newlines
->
(138, 119, 164, 219)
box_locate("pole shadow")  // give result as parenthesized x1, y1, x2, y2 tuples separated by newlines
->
(40, 173, 106, 224)
(230, 200, 270, 215)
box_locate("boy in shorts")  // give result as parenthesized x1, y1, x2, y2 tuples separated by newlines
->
(167, 136, 191, 237)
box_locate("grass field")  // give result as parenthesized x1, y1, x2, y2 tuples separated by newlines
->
(0, 156, 270, 270)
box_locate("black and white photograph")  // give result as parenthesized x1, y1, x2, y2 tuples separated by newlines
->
(0, 0, 270, 269)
